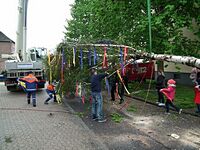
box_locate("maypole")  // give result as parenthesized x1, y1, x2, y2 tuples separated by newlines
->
(47, 49, 52, 83)
(147, 0, 152, 53)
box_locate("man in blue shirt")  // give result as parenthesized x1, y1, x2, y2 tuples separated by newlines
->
(91, 68, 108, 123)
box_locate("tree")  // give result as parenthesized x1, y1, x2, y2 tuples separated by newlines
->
(65, 0, 200, 57)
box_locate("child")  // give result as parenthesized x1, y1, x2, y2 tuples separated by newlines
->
(44, 81, 57, 104)
(155, 70, 165, 106)
(160, 79, 182, 114)
(194, 72, 200, 113)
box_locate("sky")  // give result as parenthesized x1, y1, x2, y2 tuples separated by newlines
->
(0, 0, 74, 50)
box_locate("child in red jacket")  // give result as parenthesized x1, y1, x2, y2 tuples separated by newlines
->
(160, 79, 182, 114)
(194, 72, 200, 113)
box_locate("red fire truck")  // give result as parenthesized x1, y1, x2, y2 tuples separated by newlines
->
(125, 60, 155, 81)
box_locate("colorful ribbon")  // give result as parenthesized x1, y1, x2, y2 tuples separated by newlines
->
(116, 70, 130, 94)
(88, 49, 92, 66)
(119, 47, 125, 76)
(73, 47, 76, 66)
(105, 77, 110, 96)
(80, 48, 83, 70)
(61, 48, 66, 84)
(102, 47, 108, 69)
(93, 47, 97, 65)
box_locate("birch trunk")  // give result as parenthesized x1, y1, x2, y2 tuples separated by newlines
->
(72, 43, 200, 69)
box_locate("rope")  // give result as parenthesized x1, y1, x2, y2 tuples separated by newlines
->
(0, 107, 73, 114)
(119, 61, 154, 111)
(139, 63, 154, 114)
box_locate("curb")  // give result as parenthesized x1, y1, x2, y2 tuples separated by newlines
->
(62, 97, 109, 150)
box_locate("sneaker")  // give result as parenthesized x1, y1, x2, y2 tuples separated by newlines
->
(158, 103, 165, 106)
(33, 105, 36, 107)
(92, 117, 97, 121)
(156, 101, 159, 104)
(97, 118, 107, 123)
(27, 100, 30, 104)
(119, 99, 124, 104)
(179, 109, 182, 114)
(195, 110, 200, 113)
(44, 101, 48, 105)
(165, 112, 170, 115)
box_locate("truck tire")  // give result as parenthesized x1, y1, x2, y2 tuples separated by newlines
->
(7, 85, 17, 92)
(38, 84, 45, 88)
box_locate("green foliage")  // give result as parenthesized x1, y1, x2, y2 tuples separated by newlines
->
(65, 0, 200, 57)
(111, 113, 123, 123)
(4, 136, 12, 143)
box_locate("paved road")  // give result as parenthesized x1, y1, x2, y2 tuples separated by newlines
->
(0, 83, 107, 150)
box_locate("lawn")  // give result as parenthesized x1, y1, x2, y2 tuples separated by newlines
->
(128, 80, 195, 109)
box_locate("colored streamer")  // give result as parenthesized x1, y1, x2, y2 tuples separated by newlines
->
(102, 47, 108, 69)
(120, 47, 125, 75)
(88, 49, 92, 66)
(61, 49, 64, 84)
(105, 77, 110, 96)
(47, 49, 52, 83)
(116, 70, 130, 95)
(123, 47, 128, 62)
(80, 48, 83, 70)
(93, 47, 97, 65)
(73, 47, 76, 66)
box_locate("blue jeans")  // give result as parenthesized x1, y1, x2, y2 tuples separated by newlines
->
(45, 89, 56, 102)
(91, 92, 103, 119)
(27, 91, 36, 105)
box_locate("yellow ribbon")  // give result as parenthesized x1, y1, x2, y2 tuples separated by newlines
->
(116, 70, 130, 95)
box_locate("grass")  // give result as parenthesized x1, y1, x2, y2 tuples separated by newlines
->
(4, 136, 12, 143)
(128, 80, 195, 109)
(75, 112, 84, 118)
(111, 113, 124, 123)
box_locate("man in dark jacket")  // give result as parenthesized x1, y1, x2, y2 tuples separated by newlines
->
(119, 72, 129, 104)
(19, 71, 38, 107)
(156, 70, 165, 106)
(109, 72, 119, 101)
(91, 68, 108, 123)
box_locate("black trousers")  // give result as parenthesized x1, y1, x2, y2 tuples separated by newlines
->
(197, 104, 200, 112)
(119, 81, 128, 101)
(111, 85, 116, 101)
(165, 99, 180, 113)
(157, 88, 164, 103)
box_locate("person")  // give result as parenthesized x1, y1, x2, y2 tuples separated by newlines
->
(44, 81, 57, 104)
(119, 71, 129, 104)
(91, 68, 109, 123)
(190, 67, 200, 84)
(160, 79, 182, 114)
(109, 72, 119, 101)
(19, 71, 38, 107)
(194, 72, 200, 113)
(155, 70, 165, 106)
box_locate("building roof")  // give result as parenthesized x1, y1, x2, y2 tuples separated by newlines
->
(0, 31, 15, 43)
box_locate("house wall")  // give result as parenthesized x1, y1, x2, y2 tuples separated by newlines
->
(155, 61, 194, 86)
(0, 42, 15, 72)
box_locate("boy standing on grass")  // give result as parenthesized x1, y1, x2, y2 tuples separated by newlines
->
(160, 79, 182, 114)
